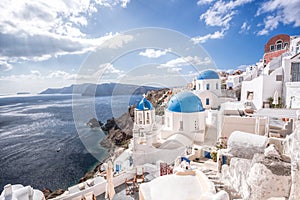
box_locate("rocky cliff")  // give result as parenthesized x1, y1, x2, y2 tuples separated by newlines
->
(99, 88, 170, 149)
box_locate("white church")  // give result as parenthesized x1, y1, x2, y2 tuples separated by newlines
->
(192, 69, 222, 109)
(131, 69, 222, 165)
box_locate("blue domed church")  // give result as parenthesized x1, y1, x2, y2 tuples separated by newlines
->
(133, 96, 157, 148)
(161, 91, 206, 143)
(131, 92, 208, 166)
(192, 69, 221, 109)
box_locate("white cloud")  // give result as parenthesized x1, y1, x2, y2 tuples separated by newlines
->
(256, 0, 300, 35)
(239, 22, 251, 33)
(120, 0, 130, 8)
(237, 64, 249, 71)
(257, 15, 281, 36)
(196, 0, 252, 43)
(98, 63, 123, 74)
(192, 30, 225, 44)
(200, 0, 253, 29)
(47, 70, 77, 80)
(0, 70, 79, 94)
(100, 34, 133, 49)
(168, 67, 182, 73)
(0, 70, 43, 81)
(0, 61, 13, 71)
(159, 56, 212, 70)
(0, 0, 131, 63)
(139, 48, 170, 58)
(77, 62, 125, 82)
(94, 0, 130, 8)
(197, 0, 215, 6)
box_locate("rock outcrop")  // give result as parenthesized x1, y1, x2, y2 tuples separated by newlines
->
(227, 131, 268, 159)
(222, 153, 291, 200)
(100, 106, 134, 148)
(286, 125, 300, 200)
(99, 88, 170, 148)
(222, 130, 293, 199)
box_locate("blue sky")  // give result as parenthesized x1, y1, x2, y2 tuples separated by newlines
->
(0, 0, 299, 94)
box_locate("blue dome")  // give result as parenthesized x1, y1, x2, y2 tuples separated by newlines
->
(167, 92, 205, 113)
(197, 70, 219, 80)
(136, 97, 153, 110)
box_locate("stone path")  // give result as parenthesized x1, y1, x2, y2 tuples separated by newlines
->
(96, 183, 139, 200)
(96, 160, 242, 200)
(194, 159, 242, 200)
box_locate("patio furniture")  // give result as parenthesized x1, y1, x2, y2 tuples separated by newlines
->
(134, 167, 145, 191)
(125, 178, 135, 195)
(160, 163, 168, 176)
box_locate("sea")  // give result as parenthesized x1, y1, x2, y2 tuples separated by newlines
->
(0, 94, 141, 191)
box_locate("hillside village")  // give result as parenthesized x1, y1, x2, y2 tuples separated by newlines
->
(1, 34, 300, 200)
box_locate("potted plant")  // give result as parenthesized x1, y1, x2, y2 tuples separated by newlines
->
(210, 137, 227, 162)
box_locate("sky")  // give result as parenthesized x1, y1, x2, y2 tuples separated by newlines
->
(0, 0, 300, 94)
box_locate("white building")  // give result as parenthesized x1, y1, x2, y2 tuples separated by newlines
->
(132, 96, 157, 149)
(161, 91, 206, 143)
(226, 63, 264, 90)
(0, 184, 44, 200)
(241, 35, 300, 109)
(284, 53, 300, 108)
(193, 70, 221, 109)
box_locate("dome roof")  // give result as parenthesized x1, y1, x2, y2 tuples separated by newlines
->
(136, 97, 153, 110)
(167, 92, 205, 113)
(197, 70, 219, 80)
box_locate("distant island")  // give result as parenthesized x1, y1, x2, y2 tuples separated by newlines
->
(39, 83, 160, 97)
(17, 92, 30, 95)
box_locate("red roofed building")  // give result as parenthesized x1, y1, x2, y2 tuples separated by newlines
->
(263, 34, 290, 66)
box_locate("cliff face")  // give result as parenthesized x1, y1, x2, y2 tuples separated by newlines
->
(99, 88, 170, 148)
(143, 88, 171, 115)
(100, 107, 134, 148)
(222, 146, 292, 200)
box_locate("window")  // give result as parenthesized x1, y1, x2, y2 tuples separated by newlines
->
(179, 121, 183, 131)
(216, 83, 219, 90)
(247, 91, 253, 100)
(284, 42, 288, 49)
(146, 112, 150, 124)
(199, 84, 201, 90)
(245, 101, 252, 107)
(138, 113, 143, 124)
(291, 63, 300, 82)
(139, 130, 144, 137)
(167, 117, 170, 127)
(239, 76, 244, 83)
(276, 40, 282, 50)
(270, 45, 275, 51)
(206, 98, 210, 105)
(194, 121, 199, 130)
(276, 75, 282, 81)
(206, 83, 210, 90)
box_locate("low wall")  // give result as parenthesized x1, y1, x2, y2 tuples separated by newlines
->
(195, 170, 216, 195)
(221, 116, 267, 138)
(52, 171, 135, 200)
(140, 170, 215, 200)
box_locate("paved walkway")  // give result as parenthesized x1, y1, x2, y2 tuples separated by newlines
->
(191, 158, 242, 200)
(96, 183, 139, 200)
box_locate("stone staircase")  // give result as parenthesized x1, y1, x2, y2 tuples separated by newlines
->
(193, 160, 242, 200)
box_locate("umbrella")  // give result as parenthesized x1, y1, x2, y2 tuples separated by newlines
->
(273, 90, 278, 107)
(105, 160, 115, 200)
